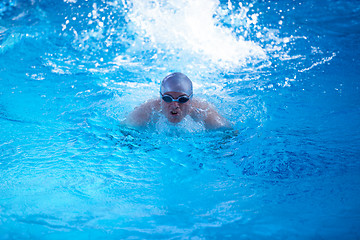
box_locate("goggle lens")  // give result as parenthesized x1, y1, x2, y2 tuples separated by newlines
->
(178, 96, 190, 103)
(162, 95, 190, 103)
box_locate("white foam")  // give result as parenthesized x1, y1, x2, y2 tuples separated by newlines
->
(125, 0, 267, 70)
(155, 114, 206, 134)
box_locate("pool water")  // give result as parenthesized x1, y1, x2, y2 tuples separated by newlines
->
(1, 0, 360, 239)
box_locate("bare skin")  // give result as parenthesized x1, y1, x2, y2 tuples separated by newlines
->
(126, 91, 231, 130)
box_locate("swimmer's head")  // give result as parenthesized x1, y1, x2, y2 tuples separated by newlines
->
(160, 72, 193, 97)
(160, 73, 193, 124)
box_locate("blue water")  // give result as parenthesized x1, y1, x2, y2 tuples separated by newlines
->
(1, 0, 360, 239)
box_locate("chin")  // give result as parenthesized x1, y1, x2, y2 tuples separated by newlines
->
(167, 116, 183, 123)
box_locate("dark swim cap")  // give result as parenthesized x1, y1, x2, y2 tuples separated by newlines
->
(160, 72, 193, 96)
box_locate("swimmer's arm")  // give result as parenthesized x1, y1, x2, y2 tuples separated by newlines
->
(125, 99, 160, 127)
(190, 100, 232, 130)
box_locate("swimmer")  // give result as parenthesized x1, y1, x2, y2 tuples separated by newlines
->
(125, 72, 231, 130)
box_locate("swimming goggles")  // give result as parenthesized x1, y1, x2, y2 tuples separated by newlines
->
(161, 93, 192, 103)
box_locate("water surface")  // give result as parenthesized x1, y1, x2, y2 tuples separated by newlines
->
(0, 0, 360, 239)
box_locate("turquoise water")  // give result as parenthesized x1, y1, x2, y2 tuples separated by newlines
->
(1, 0, 360, 239)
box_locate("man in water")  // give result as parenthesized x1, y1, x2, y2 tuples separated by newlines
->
(126, 72, 230, 130)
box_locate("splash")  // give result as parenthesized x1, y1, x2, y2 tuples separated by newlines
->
(56, 0, 278, 72)
(125, 0, 267, 70)
(51, 0, 295, 76)
(154, 114, 206, 134)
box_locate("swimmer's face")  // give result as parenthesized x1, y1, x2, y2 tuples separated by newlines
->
(161, 91, 191, 123)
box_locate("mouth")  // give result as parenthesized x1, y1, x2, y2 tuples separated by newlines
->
(170, 110, 179, 116)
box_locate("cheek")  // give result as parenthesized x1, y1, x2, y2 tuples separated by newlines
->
(161, 103, 172, 115)
(181, 104, 190, 114)
(161, 102, 168, 111)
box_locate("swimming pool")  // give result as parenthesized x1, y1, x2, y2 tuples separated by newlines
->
(1, 0, 359, 239)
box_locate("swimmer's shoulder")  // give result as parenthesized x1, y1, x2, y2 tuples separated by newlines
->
(137, 98, 161, 111)
(125, 98, 161, 127)
(191, 97, 232, 130)
(191, 97, 214, 110)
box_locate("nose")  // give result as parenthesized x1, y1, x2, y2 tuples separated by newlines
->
(170, 101, 180, 108)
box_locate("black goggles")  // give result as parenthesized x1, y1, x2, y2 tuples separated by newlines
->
(161, 94, 192, 103)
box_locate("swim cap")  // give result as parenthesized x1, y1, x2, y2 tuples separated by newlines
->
(160, 72, 193, 96)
